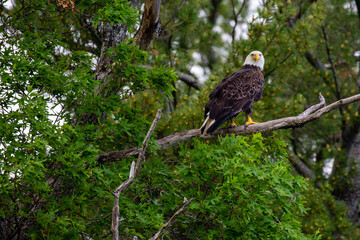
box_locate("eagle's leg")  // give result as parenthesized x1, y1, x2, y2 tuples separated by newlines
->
(245, 114, 258, 126)
(230, 118, 237, 128)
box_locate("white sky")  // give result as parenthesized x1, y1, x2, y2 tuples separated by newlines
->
(4, 0, 14, 9)
(190, 0, 262, 82)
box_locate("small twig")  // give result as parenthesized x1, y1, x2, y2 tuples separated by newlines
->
(321, 26, 341, 101)
(149, 198, 195, 240)
(298, 93, 325, 118)
(231, 0, 247, 45)
(161, 0, 186, 30)
(111, 109, 162, 240)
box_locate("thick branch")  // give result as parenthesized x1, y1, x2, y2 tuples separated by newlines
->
(149, 198, 195, 240)
(98, 93, 360, 163)
(290, 155, 316, 179)
(111, 109, 162, 240)
(305, 51, 326, 70)
(176, 71, 203, 90)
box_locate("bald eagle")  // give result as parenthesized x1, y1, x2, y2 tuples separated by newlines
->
(200, 50, 265, 134)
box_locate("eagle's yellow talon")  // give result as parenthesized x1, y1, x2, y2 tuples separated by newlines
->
(245, 121, 258, 126)
(245, 115, 259, 126)
(231, 119, 237, 127)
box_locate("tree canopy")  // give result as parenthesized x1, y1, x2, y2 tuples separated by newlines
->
(1, 0, 360, 239)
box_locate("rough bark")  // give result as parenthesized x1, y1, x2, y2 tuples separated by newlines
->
(97, 93, 360, 164)
(355, 0, 360, 24)
(75, 0, 140, 126)
(135, 0, 161, 51)
(344, 131, 360, 223)
(331, 127, 360, 225)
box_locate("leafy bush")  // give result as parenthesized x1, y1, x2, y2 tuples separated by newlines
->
(116, 134, 319, 239)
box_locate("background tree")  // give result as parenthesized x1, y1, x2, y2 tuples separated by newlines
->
(0, 0, 360, 239)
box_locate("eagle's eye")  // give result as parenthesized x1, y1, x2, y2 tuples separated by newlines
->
(259, 53, 262, 57)
(251, 53, 254, 56)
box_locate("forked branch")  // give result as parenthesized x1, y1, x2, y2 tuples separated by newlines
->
(111, 109, 162, 240)
(149, 198, 195, 240)
(99, 93, 360, 164)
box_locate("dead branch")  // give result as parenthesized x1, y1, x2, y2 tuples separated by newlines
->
(149, 198, 195, 240)
(290, 155, 316, 179)
(111, 109, 162, 240)
(305, 52, 326, 70)
(98, 93, 360, 164)
(176, 71, 203, 90)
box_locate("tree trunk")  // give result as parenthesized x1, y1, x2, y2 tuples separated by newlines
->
(135, 0, 161, 51)
(75, 0, 140, 126)
(331, 93, 360, 222)
(355, 0, 360, 24)
(333, 130, 360, 224)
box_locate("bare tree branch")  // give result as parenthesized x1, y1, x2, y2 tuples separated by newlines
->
(98, 93, 360, 164)
(298, 93, 326, 117)
(321, 26, 341, 101)
(288, 128, 316, 179)
(149, 198, 195, 240)
(176, 71, 203, 90)
(321, 25, 349, 147)
(111, 109, 162, 240)
(230, 0, 247, 45)
(290, 155, 316, 179)
(161, 0, 185, 30)
(305, 51, 326, 70)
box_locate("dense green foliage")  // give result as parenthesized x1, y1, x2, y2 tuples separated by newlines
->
(1, 0, 360, 239)
(105, 134, 316, 239)
(174, 134, 309, 239)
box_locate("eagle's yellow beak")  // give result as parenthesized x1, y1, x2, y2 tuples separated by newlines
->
(252, 53, 259, 61)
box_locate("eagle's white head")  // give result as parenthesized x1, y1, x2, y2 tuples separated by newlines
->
(243, 50, 265, 71)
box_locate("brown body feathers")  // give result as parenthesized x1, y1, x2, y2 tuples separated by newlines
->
(200, 64, 264, 134)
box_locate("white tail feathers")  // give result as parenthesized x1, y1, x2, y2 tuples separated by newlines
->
(200, 114, 209, 130)
(200, 113, 215, 134)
